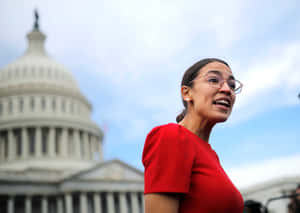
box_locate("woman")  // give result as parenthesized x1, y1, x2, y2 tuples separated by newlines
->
(142, 58, 244, 213)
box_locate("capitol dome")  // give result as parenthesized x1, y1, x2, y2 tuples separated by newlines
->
(0, 29, 79, 93)
(0, 11, 144, 213)
(0, 14, 103, 174)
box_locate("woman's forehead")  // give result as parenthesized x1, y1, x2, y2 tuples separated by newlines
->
(201, 61, 232, 74)
(200, 62, 233, 76)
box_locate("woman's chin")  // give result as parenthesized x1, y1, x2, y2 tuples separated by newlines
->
(211, 113, 230, 123)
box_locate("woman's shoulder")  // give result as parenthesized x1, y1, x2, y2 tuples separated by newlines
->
(148, 123, 180, 134)
(146, 123, 183, 140)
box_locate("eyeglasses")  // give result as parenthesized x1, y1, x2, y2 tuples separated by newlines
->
(201, 71, 243, 94)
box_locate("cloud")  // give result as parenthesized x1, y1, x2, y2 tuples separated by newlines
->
(228, 154, 300, 189)
(229, 41, 300, 124)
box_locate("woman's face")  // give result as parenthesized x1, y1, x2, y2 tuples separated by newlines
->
(185, 61, 236, 123)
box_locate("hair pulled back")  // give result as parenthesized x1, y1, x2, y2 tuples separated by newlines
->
(176, 58, 230, 123)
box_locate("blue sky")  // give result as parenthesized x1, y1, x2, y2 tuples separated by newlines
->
(1, 0, 300, 189)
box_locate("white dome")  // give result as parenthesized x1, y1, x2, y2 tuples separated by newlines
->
(0, 18, 103, 173)
(0, 29, 79, 92)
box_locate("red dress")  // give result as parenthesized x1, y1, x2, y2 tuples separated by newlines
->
(142, 123, 244, 213)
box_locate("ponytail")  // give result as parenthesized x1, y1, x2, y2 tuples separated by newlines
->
(176, 109, 187, 123)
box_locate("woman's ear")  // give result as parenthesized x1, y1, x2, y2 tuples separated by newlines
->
(181, 86, 192, 102)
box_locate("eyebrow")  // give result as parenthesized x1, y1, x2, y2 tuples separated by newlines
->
(206, 70, 235, 80)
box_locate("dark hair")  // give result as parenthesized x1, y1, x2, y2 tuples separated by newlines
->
(176, 58, 230, 123)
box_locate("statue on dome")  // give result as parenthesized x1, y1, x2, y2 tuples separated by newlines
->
(34, 9, 39, 30)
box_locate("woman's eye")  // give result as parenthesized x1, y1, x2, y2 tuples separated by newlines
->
(208, 77, 219, 83)
(228, 81, 236, 89)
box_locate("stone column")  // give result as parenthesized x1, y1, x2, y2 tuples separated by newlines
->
(83, 132, 90, 160)
(73, 130, 81, 159)
(141, 193, 145, 212)
(48, 127, 55, 157)
(119, 192, 128, 213)
(80, 193, 88, 213)
(8, 129, 15, 161)
(25, 196, 32, 213)
(35, 127, 42, 157)
(0, 135, 3, 161)
(93, 193, 101, 213)
(22, 127, 28, 159)
(65, 193, 73, 213)
(131, 192, 139, 213)
(60, 128, 68, 158)
(90, 135, 95, 160)
(42, 196, 48, 213)
(8, 196, 14, 213)
(88, 135, 93, 160)
(107, 192, 115, 213)
(57, 197, 63, 213)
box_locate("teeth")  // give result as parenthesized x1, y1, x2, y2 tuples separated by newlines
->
(216, 100, 229, 105)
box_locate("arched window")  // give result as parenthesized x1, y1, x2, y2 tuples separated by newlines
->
(61, 100, 66, 112)
(68, 130, 74, 155)
(70, 102, 74, 114)
(19, 98, 24, 113)
(9, 99, 13, 114)
(28, 128, 35, 155)
(41, 97, 46, 111)
(42, 128, 49, 155)
(30, 97, 35, 111)
(52, 98, 56, 111)
(14, 129, 22, 157)
(55, 128, 62, 155)
(80, 132, 84, 158)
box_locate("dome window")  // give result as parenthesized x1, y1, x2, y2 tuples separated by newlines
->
(28, 128, 35, 155)
(70, 102, 74, 114)
(14, 129, 22, 157)
(42, 128, 49, 155)
(41, 97, 46, 111)
(30, 97, 35, 112)
(61, 100, 66, 112)
(19, 98, 24, 113)
(55, 128, 62, 155)
(52, 99, 56, 111)
(8, 100, 13, 114)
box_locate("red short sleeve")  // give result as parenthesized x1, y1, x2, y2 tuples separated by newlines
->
(142, 124, 196, 194)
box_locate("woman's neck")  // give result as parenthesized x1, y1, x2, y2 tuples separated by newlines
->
(179, 113, 214, 142)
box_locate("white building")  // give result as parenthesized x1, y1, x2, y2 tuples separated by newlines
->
(241, 176, 300, 212)
(0, 13, 144, 213)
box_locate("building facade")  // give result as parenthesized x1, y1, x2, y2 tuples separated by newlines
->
(0, 14, 144, 213)
(241, 176, 300, 213)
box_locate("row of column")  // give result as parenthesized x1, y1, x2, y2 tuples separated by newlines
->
(3, 192, 144, 213)
(0, 95, 89, 118)
(0, 127, 102, 162)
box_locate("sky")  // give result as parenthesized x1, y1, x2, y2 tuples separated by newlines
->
(0, 0, 300, 190)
